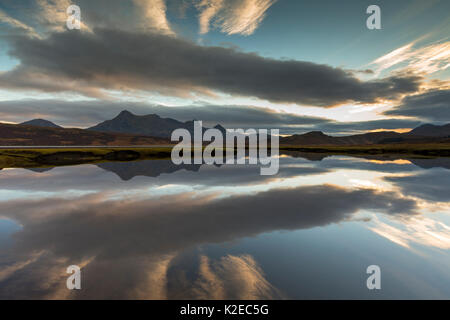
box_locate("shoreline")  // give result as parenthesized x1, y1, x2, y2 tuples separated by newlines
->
(0, 144, 449, 169)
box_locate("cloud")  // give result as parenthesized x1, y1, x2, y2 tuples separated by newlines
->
(309, 156, 424, 174)
(217, 0, 275, 36)
(384, 89, 450, 122)
(0, 9, 39, 38)
(167, 254, 284, 299)
(369, 216, 450, 250)
(196, 254, 284, 299)
(197, 0, 224, 34)
(371, 39, 450, 75)
(0, 179, 418, 298)
(0, 28, 423, 106)
(35, 0, 76, 32)
(133, 0, 174, 34)
(385, 169, 450, 202)
(32, 0, 92, 33)
(0, 185, 418, 263)
(371, 42, 416, 74)
(0, 0, 172, 37)
(0, 182, 417, 297)
(197, 0, 276, 36)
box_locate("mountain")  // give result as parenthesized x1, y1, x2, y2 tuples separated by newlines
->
(7, 111, 450, 147)
(281, 130, 402, 146)
(281, 131, 335, 145)
(407, 123, 450, 137)
(20, 119, 61, 128)
(87, 111, 450, 146)
(88, 110, 228, 139)
(88, 110, 191, 138)
(0, 122, 169, 146)
(281, 123, 450, 146)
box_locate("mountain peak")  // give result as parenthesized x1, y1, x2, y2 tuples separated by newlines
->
(214, 124, 227, 133)
(304, 131, 327, 136)
(20, 119, 61, 128)
(117, 110, 135, 117)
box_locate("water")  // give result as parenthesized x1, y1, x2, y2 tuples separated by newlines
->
(0, 154, 449, 299)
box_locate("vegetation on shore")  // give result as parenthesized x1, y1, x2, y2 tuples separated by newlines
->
(0, 147, 173, 168)
(0, 143, 449, 169)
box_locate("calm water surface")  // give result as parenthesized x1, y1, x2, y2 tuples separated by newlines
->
(0, 154, 449, 299)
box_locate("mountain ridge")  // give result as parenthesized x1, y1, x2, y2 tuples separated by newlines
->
(88, 110, 450, 145)
(89, 110, 193, 138)
(4, 110, 450, 146)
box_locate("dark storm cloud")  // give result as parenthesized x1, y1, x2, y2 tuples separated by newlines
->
(384, 89, 450, 122)
(1, 28, 422, 106)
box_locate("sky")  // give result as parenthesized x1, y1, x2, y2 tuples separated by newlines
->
(0, 0, 449, 135)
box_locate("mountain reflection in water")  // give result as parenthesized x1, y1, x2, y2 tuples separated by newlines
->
(0, 155, 449, 299)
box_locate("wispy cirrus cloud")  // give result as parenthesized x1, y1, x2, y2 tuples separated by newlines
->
(0, 0, 171, 36)
(369, 216, 450, 250)
(197, 0, 224, 34)
(186, 254, 284, 299)
(370, 39, 450, 75)
(0, 9, 40, 38)
(197, 0, 276, 36)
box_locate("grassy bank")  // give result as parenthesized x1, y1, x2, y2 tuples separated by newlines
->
(0, 147, 173, 168)
(0, 143, 449, 169)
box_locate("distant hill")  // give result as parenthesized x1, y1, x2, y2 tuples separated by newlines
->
(20, 119, 61, 128)
(280, 130, 402, 146)
(0, 122, 169, 146)
(407, 123, 450, 137)
(281, 131, 334, 145)
(280, 123, 450, 146)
